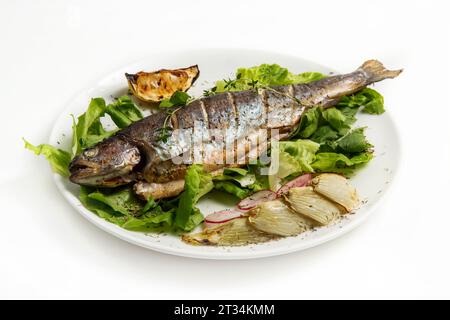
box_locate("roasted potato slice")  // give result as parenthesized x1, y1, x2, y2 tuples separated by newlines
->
(125, 65, 199, 102)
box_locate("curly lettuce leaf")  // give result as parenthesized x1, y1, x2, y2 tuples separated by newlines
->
(214, 64, 326, 93)
(23, 139, 71, 177)
(79, 186, 130, 226)
(311, 152, 373, 175)
(121, 209, 174, 232)
(268, 139, 320, 190)
(212, 165, 269, 199)
(79, 187, 176, 231)
(289, 72, 326, 84)
(310, 125, 339, 144)
(174, 165, 213, 231)
(338, 88, 385, 114)
(336, 128, 373, 154)
(321, 107, 350, 134)
(214, 181, 251, 199)
(183, 208, 207, 232)
(106, 96, 143, 128)
(72, 98, 107, 155)
(78, 165, 213, 233)
(279, 139, 320, 172)
(214, 167, 256, 187)
(87, 187, 144, 216)
(72, 96, 142, 155)
(295, 107, 321, 138)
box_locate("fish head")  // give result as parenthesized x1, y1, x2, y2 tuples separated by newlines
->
(69, 136, 141, 187)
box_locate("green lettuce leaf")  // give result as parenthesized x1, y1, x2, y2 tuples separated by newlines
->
(338, 88, 385, 115)
(279, 139, 320, 172)
(87, 187, 143, 216)
(183, 208, 206, 232)
(159, 91, 192, 108)
(214, 167, 256, 187)
(214, 181, 251, 199)
(79, 187, 175, 232)
(288, 72, 326, 83)
(295, 107, 321, 138)
(223, 167, 248, 176)
(79, 165, 213, 233)
(121, 209, 174, 232)
(360, 88, 385, 114)
(311, 152, 373, 175)
(174, 165, 213, 231)
(336, 128, 372, 154)
(23, 139, 71, 177)
(106, 96, 143, 128)
(310, 125, 339, 144)
(214, 64, 326, 93)
(212, 165, 269, 198)
(269, 139, 320, 190)
(72, 96, 142, 155)
(72, 98, 107, 155)
(79, 186, 129, 226)
(321, 107, 350, 134)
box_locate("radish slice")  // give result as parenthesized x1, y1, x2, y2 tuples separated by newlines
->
(277, 173, 313, 196)
(237, 190, 278, 211)
(204, 209, 243, 228)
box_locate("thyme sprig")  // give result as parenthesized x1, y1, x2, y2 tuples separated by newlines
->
(203, 86, 217, 96)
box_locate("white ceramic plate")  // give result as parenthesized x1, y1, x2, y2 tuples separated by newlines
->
(50, 49, 400, 259)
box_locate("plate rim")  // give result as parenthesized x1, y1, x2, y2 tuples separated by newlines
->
(49, 48, 402, 260)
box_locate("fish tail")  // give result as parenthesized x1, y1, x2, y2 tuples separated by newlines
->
(359, 60, 403, 83)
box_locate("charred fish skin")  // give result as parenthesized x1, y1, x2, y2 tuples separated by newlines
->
(142, 88, 298, 184)
(68, 60, 402, 196)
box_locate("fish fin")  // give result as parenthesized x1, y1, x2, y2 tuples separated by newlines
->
(359, 60, 403, 82)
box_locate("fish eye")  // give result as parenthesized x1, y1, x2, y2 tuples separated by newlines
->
(84, 148, 98, 158)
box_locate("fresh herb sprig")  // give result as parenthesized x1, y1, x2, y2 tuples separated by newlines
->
(156, 91, 194, 143)
(156, 107, 181, 143)
(203, 87, 217, 96)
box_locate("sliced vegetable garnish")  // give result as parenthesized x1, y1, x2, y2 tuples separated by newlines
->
(311, 173, 359, 212)
(286, 187, 345, 225)
(237, 190, 278, 211)
(248, 200, 312, 237)
(276, 173, 312, 196)
(204, 209, 244, 228)
(182, 217, 276, 246)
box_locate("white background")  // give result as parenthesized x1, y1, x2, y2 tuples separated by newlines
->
(1, 0, 449, 299)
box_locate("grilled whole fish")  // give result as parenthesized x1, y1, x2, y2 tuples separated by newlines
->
(69, 60, 401, 199)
